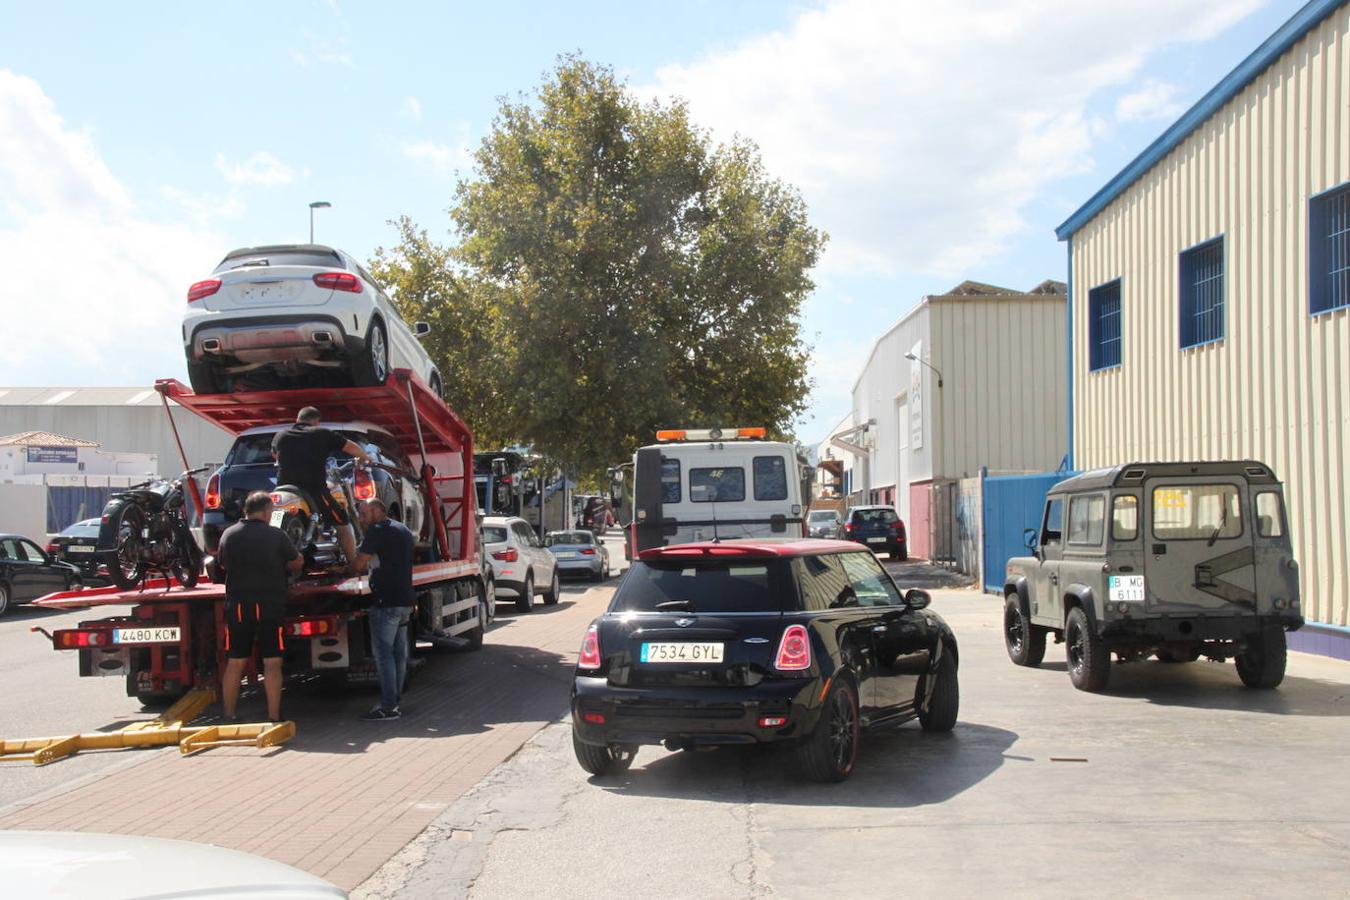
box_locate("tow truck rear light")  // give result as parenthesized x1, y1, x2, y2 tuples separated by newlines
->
(577, 624, 602, 670)
(313, 272, 363, 292)
(287, 616, 337, 638)
(775, 624, 811, 671)
(492, 547, 518, 562)
(353, 467, 376, 501)
(57, 629, 109, 648)
(205, 473, 222, 510)
(187, 279, 221, 303)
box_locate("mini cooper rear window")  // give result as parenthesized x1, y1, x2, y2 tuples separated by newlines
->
(612, 560, 783, 613)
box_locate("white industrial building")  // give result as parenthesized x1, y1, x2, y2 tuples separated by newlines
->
(1056, 0, 1349, 647)
(846, 280, 1068, 560)
(0, 431, 156, 478)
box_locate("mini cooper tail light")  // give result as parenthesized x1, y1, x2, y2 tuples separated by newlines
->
(578, 624, 602, 670)
(205, 473, 222, 510)
(353, 467, 376, 501)
(775, 624, 811, 671)
(187, 279, 221, 303)
(757, 715, 788, 728)
(313, 271, 363, 292)
(582, 711, 606, 724)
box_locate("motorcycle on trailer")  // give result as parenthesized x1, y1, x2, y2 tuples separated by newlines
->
(270, 458, 365, 571)
(98, 466, 210, 590)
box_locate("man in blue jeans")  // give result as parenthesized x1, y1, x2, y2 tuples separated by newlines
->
(351, 498, 416, 721)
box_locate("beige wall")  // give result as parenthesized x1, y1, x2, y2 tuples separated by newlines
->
(1069, 9, 1350, 626)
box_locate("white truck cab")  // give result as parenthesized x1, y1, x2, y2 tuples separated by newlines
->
(627, 428, 812, 555)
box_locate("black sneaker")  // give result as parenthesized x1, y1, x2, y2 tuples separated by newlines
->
(361, 707, 401, 721)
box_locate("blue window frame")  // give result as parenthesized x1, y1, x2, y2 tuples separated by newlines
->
(1179, 237, 1225, 348)
(1310, 183, 1350, 315)
(1088, 280, 1121, 371)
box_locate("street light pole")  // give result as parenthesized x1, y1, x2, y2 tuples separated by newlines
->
(308, 201, 331, 243)
(904, 351, 943, 388)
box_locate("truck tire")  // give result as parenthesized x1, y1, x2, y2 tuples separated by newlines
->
(917, 651, 959, 732)
(542, 570, 560, 606)
(795, 676, 860, 783)
(515, 573, 533, 613)
(572, 730, 636, 776)
(1004, 595, 1046, 667)
(1065, 606, 1110, 692)
(1235, 626, 1287, 689)
(352, 320, 390, 387)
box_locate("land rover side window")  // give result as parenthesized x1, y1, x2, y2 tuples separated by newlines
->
(1255, 492, 1285, 538)
(1067, 494, 1106, 545)
(1111, 495, 1139, 541)
(689, 467, 746, 503)
(793, 555, 854, 611)
(752, 456, 789, 501)
(1041, 498, 1064, 545)
(660, 459, 681, 503)
(1152, 484, 1242, 540)
(838, 552, 903, 607)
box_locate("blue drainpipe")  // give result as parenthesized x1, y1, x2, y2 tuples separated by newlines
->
(1065, 238, 1075, 470)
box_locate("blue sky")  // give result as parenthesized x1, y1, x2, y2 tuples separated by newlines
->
(0, 0, 1308, 445)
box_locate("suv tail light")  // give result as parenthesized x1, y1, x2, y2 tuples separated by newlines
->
(353, 467, 376, 501)
(205, 473, 222, 510)
(578, 624, 602, 670)
(492, 547, 518, 562)
(892, 519, 905, 537)
(187, 279, 221, 303)
(775, 624, 811, 671)
(313, 272, 363, 293)
(845, 522, 856, 535)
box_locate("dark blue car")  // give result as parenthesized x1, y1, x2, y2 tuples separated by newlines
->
(842, 505, 907, 560)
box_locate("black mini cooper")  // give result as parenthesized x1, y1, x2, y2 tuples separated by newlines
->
(570, 539, 959, 782)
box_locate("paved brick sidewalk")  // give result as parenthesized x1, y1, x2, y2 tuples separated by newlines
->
(0, 587, 604, 890)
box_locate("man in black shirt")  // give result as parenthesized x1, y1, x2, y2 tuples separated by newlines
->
(272, 406, 371, 572)
(351, 498, 417, 720)
(218, 491, 303, 722)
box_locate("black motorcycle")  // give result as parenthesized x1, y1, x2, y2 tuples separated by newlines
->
(98, 466, 210, 590)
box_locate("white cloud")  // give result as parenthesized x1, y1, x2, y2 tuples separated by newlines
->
(160, 185, 246, 223)
(289, 29, 353, 67)
(644, 0, 1264, 279)
(400, 139, 472, 177)
(0, 70, 226, 386)
(402, 96, 422, 120)
(214, 151, 296, 187)
(1115, 80, 1185, 123)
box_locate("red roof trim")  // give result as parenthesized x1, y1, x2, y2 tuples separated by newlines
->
(638, 539, 864, 560)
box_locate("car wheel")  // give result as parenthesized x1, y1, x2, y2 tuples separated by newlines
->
(1065, 606, 1110, 692)
(353, 319, 390, 387)
(1155, 644, 1202, 663)
(543, 570, 560, 605)
(795, 677, 860, 783)
(483, 574, 496, 619)
(0, 582, 11, 617)
(515, 573, 533, 613)
(1004, 595, 1046, 667)
(572, 730, 636, 776)
(186, 360, 224, 395)
(1235, 626, 1287, 689)
(917, 650, 959, 732)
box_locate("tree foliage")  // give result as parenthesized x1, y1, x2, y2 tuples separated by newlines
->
(374, 56, 824, 477)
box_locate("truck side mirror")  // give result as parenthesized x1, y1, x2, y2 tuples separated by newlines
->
(1023, 528, 1038, 551)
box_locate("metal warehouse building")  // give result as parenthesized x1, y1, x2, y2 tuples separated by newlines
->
(1057, 0, 1350, 642)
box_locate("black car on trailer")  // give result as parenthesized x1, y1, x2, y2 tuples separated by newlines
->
(570, 538, 959, 782)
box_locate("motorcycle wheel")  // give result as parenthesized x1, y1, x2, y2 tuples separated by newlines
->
(110, 504, 147, 591)
(173, 539, 202, 589)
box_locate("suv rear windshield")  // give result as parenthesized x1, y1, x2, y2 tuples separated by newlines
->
(1152, 484, 1242, 540)
(611, 559, 785, 613)
(216, 250, 344, 272)
(852, 508, 897, 524)
(483, 526, 508, 544)
(225, 430, 359, 466)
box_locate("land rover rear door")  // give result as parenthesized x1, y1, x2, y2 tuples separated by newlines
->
(1144, 477, 1255, 614)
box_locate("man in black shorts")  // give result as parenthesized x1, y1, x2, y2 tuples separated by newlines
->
(272, 406, 371, 572)
(218, 491, 303, 722)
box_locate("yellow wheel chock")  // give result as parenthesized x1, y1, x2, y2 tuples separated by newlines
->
(0, 687, 296, 766)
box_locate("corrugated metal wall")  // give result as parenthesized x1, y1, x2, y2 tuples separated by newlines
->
(908, 481, 932, 559)
(1070, 9, 1350, 626)
(930, 297, 1068, 479)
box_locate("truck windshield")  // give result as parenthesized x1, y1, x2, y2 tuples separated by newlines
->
(1152, 484, 1243, 540)
(612, 560, 783, 613)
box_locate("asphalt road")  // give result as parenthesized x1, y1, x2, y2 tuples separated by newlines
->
(357, 581, 1350, 900)
(0, 600, 163, 813)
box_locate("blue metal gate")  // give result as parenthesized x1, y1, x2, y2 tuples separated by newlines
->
(46, 486, 115, 533)
(981, 471, 1076, 592)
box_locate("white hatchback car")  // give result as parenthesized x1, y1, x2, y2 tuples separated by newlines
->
(182, 244, 442, 395)
(483, 515, 559, 613)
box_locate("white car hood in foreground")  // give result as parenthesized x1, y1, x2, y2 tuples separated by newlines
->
(1, 831, 346, 899)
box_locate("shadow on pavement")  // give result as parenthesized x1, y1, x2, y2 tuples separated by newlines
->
(592, 721, 1018, 808)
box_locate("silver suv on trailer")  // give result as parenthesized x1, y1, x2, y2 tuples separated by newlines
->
(1003, 462, 1303, 692)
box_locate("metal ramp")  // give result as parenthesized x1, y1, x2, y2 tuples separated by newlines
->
(0, 688, 295, 766)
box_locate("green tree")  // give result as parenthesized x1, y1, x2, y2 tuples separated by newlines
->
(376, 56, 824, 478)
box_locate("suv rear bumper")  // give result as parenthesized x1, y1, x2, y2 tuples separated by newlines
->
(187, 314, 364, 364)
(1099, 613, 1304, 644)
(571, 675, 820, 747)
